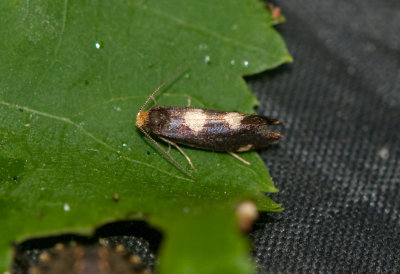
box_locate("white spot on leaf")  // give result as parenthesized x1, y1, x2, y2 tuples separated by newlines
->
(63, 203, 70, 212)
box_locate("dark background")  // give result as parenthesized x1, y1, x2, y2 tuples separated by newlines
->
(250, 0, 400, 272)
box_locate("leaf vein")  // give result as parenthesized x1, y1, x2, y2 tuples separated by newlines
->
(0, 100, 192, 182)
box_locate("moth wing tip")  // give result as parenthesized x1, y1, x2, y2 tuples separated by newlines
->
(270, 118, 281, 125)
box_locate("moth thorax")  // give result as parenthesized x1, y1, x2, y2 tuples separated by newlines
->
(136, 110, 149, 128)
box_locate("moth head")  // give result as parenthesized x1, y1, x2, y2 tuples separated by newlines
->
(136, 110, 149, 129)
(136, 107, 168, 134)
(145, 107, 169, 134)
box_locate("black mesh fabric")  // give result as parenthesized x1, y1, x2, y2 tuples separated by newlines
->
(249, 0, 400, 272)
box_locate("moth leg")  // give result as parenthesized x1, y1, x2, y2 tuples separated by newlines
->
(138, 127, 193, 179)
(187, 96, 191, 107)
(167, 143, 171, 154)
(160, 137, 195, 170)
(229, 152, 251, 165)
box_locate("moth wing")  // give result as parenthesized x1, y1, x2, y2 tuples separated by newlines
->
(240, 114, 281, 126)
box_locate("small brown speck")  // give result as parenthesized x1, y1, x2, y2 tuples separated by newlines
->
(268, 3, 281, 21)
(115, 244, 125, 253)
(98, 237, 107, 246)
(39, 251, 51, 263)
(112, 193, 120, 202)
(129, 254, 142, 265)
(54, 242, 65, 251)
(28, 266, 41, 274)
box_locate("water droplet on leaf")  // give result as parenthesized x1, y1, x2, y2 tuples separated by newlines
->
(63, 203, 70, 212)
(94, 41, 104, 49)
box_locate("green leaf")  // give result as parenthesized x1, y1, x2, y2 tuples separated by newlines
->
(0, 0, 291, 272)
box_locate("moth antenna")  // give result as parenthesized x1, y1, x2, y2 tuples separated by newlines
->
(138, 127, 194, 179)
(139, 64, 191, 112)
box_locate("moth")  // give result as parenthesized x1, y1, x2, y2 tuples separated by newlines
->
(136, 67, 282, 178)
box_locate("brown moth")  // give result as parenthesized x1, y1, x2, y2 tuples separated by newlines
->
(136, 66, 282, 178)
